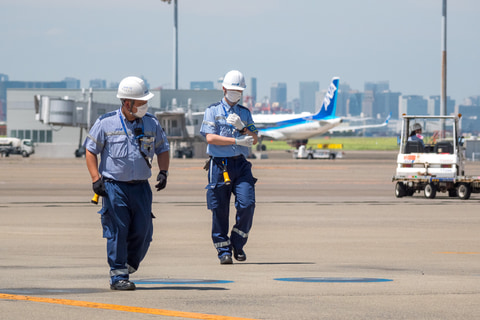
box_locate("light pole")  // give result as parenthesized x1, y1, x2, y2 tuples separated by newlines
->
(161, 0, 178, 90)
(441, 0, 447, 136)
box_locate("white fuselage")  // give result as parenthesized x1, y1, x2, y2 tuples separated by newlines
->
(256, 117, 342, 141)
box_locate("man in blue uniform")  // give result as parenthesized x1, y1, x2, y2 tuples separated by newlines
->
(84, 76, 170, 290)
(200, 70, 259, 265)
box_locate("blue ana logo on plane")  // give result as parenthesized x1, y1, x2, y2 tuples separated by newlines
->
(323, 82, 337, 112)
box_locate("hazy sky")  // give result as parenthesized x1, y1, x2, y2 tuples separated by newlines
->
(1, 0, 479, 104)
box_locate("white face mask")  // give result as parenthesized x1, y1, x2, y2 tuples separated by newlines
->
(225, 90, 242, 104)
(133, 104, 148, 118)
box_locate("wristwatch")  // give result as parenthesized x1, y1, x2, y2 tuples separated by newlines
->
(239, 127, 247, 134)
(160, 170, 169, 177)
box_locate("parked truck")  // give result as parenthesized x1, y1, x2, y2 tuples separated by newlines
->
(0, 137, 35, 157)
(392, 114, 480, 200)
(293, 145, 343, 160)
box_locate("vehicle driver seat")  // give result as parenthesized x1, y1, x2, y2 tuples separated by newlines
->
(405, 141, 424, 154)
(434, 141, 453, 154)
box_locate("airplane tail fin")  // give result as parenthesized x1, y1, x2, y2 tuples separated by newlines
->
(312, 77, 339, 120)
(385, 112, 392, 124)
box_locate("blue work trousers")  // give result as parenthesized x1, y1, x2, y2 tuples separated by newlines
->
(206, 156, 256, 258)
(99, 180, 153, 284)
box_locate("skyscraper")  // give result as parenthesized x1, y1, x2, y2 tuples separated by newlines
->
(399, 95, 428, 116)
(376, 91, 401, 119)
(347, 92, 363, 116)
(458, 104, 480, 134)
(336, 83, 351, 116)
(270, 82, 287, 109)
(362, 81, 391, 117)
(299, 81, 319, 113)
(427, 95, 455, 115)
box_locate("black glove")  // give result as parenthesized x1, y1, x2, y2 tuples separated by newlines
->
(155, 170, 168, 191)
(92, 178, 107, 197)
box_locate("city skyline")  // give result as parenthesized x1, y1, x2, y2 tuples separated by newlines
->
(2, 70, 476, 104)
(0, 73, 465, 121)
(1, 0, 479, 105)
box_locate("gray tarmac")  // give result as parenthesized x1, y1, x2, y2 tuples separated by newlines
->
(1, 150, 480, 319)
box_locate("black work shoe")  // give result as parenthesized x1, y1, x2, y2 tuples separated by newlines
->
(110, 280, 136, 290)
(220, 255, 233, 265)
(233, 248, 246, 261)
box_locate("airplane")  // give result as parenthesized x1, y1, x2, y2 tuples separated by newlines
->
(254, 77, 341, 148)
(252, 77, 391, 150)
(330, 112, 391, 133)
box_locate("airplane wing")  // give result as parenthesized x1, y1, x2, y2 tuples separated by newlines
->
(257, 129, 286, 140)
(330, 113, 391, 133)
(319, 120, 335, 126)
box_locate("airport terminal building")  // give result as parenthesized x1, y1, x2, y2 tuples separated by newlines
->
(6, 88, 222, 158)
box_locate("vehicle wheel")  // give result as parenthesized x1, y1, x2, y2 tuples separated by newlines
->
(406, 188, 415, 196)
(457, 183, 471, 200)
(329, 153, 336, 160)
(395, 182, 406, 198)
(424, 184, 436, 199)
(22, 150, 29, 157)
(307, 154, 313, 159)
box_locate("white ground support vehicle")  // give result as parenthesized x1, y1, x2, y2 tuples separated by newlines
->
(392, 114, 480, 200)
(293, 145, 343, 160)
(0, 138, 34, 157)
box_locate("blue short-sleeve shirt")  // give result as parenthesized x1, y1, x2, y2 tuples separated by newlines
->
(200, 98, 257, 158)
(84, 108, 169, 181)
(408, 134, 425, 147)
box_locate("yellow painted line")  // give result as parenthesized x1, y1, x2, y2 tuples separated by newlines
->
(0, 293, 258, 320)
(438, 252, 480, 255)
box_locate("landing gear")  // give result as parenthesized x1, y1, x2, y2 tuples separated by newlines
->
(256, 143, 266, 151)
(290, 139, 309, 149)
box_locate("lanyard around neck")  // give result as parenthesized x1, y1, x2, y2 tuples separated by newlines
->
(118, 112, 151, 168)
(222, 100, 236, 117)
(119, 112, 143, 138)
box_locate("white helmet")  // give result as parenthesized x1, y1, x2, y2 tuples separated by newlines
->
(411, 123, 422, 131)
(117, 76, 154, 101)
(222, 70, 246, 91)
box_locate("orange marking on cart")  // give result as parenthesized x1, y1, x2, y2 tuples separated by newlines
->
(403, 155, 416, 161)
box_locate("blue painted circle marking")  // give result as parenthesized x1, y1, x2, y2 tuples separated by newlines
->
(274, 277, 393, 283)
(135, 279, 233, 285)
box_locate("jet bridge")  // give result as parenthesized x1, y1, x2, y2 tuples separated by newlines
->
(155, 111, 207, 159)
(34, 89, 118, 157)
(33, 90, 208, 158)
